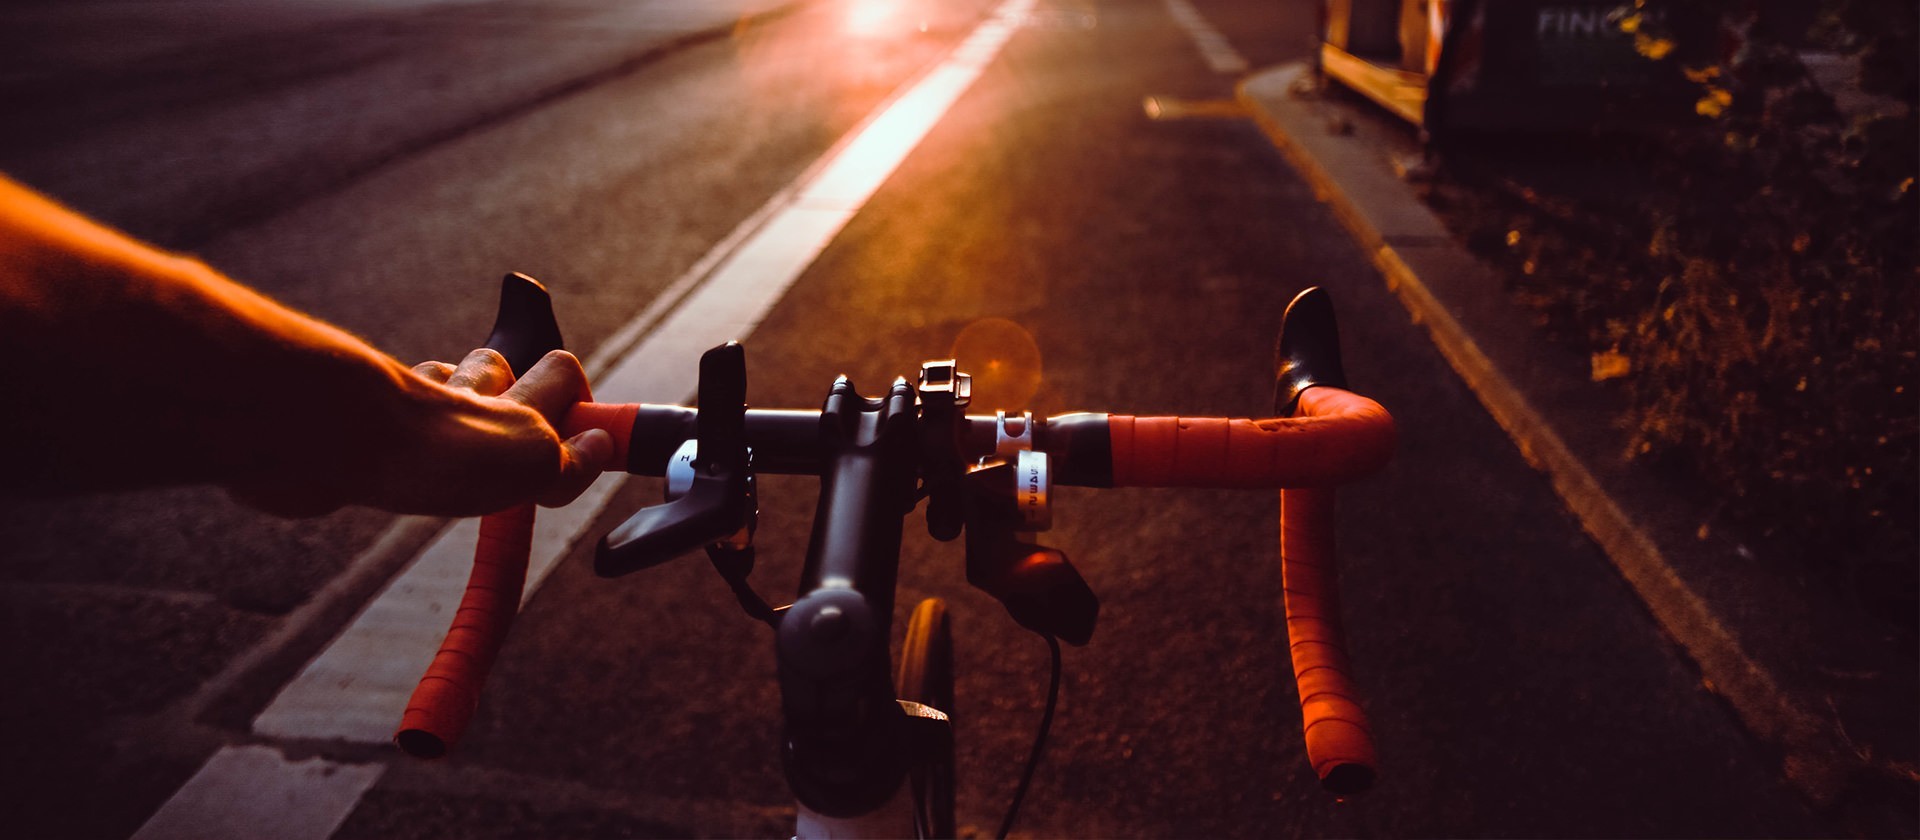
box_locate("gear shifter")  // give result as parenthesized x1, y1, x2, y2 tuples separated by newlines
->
(594, 343, 755, 577)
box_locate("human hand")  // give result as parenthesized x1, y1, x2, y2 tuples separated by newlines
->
(231, 347, 613, 518)
(385, 347, 614, 515)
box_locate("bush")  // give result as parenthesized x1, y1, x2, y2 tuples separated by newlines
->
(1449, 0, 1916, 625)
(1628, 0, 1916, 616)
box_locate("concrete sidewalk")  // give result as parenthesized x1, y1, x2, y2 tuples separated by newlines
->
(1238, 62, 1915, 834)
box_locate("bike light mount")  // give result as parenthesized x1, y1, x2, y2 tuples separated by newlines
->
(916, 359, 972, 406)
(916, 360, 971, 543)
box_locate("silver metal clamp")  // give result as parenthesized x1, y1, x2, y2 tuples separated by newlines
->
(992, 411, 1051, 531)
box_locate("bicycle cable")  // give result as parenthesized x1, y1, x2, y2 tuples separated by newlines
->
(995, 631, 1062, 840)
(917, 778, 940, 840)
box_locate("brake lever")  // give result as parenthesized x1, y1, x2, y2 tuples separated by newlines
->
(594, 343, 755, 577)
(1274, 285, 1348, 416)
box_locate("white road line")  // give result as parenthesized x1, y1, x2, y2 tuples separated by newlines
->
(139, 1, 1035, 837)
(250, 487, 624, 743)
(1163, 0, 1249, 75)
(130, 746, 382, 840)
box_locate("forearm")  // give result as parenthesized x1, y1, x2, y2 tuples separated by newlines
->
(0, 176, 607, 516)
(0, 177, 427, 502)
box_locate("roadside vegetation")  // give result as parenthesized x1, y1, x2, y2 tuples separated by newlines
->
(1433, 0, 1916, 632)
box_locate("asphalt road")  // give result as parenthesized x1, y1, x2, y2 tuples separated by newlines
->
(1, 0, 1826, 837)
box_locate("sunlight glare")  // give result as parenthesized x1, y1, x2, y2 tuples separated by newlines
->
(844, 0, 900, 38)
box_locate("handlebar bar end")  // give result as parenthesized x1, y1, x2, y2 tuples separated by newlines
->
(395, 728, 448, 760)
(395, 675, 475, 759)
(1320, 761, 1376, 797)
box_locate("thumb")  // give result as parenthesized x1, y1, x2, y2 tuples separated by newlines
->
(535, 427, 614, 508)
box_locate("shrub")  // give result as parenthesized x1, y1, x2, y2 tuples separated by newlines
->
(1627, 0, 1916, 616)
(1445, 0, 1916, 625)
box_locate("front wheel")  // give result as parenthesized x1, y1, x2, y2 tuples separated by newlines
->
(897, 598, 955, 839)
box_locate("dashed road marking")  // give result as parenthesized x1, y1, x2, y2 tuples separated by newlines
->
(1163, 0, 1248, 75)
(1142, 95, 1249, 120)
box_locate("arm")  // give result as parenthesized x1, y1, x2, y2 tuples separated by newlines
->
(0, 175, 610, 516)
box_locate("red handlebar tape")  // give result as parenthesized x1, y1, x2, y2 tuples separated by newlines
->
(1106, 388, 1390, 794)
(1281, 486, 1376, 794)
(1105, 388, 1393, 488)
(561, 402, 638, 469)
(394, 503, 535, 758)
(395, 399, 619, 759)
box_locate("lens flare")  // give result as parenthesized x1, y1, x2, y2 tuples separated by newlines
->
(950, 318, 1043, 410)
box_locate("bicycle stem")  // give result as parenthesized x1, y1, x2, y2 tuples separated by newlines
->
(776, 374, 924, 817)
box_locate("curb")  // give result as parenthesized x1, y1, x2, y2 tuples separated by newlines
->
(1235, 62, 1857, 808)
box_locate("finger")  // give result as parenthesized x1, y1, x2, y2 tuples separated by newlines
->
(503, 350, 592, 422)
(446, 348, 515, 396)
(536, 427, 614, 508)
(412, 361, 458, 384)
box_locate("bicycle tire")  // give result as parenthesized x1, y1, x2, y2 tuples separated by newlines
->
(897, 598, 955, 839)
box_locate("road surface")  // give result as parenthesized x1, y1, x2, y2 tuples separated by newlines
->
(1, 0, 1823, 837)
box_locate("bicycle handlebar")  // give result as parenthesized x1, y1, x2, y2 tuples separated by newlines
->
(394, 276, 1390, 799)
(402, 387, 1392, 784)
(1107, 389, 1393, 488)
(543, 398, 1392, 488)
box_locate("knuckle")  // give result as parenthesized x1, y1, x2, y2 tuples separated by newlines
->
(531, 350, 584, 382)
(411, 361, 455, 380)
(464, 347, 507, 366)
